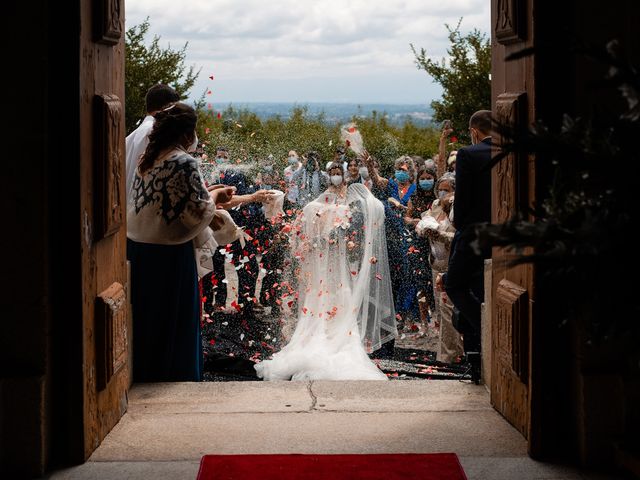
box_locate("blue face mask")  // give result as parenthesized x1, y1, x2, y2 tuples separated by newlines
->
(262, 184, 273, 190)
(438, 190, 448, 200)
(395, 170, 410, 183)
(288, 157, 298, 165)
(419, 179, 434, 190)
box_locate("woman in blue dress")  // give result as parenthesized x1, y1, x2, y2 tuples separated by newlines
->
(363, 153, 420, 326)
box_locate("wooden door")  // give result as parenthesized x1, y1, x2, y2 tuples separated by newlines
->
(489, 0, 538, 454)
(79, 0, 131, 458)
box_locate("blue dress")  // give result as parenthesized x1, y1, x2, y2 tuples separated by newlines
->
(128, 239, 202, 381)
(383, 179, 418, 316)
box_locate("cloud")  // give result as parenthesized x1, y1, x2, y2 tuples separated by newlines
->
(125, 0, 491, 103)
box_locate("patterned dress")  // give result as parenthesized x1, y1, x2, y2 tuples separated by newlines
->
(127, 150, 215, 381)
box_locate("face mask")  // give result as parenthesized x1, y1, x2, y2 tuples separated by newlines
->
(288, 156, 298, 165)
(262, 184, 272, 190)
(330, 175, 343, 186)
(264, 165, 273, 173)
(395, 170, 410, 183)
(359, 167, 369, 178)
(216, 156, 228, 163)
(419, 179, 434, 190)
(438, 190, 449, 200)
(188, 134, 198, 153)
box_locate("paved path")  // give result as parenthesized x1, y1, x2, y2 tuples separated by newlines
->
(47, 381, 619, 479)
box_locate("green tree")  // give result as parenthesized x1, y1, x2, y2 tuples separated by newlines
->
(125, 18, 200, 134)
(411, 19, 491, 143)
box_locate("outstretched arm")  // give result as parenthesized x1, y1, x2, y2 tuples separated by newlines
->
(362, 150, 388, 190)
(438, 125, 453, 177)
(218, 190, 275, 209)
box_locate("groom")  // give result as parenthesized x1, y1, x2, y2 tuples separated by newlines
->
(440, 110, 492, 381)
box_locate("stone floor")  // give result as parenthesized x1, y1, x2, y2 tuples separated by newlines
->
(46, 381, 624, 479)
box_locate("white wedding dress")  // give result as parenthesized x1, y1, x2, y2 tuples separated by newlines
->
(255, 183, 397, 381)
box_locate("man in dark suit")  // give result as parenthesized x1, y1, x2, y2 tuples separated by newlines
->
(440, 110, 493, 380)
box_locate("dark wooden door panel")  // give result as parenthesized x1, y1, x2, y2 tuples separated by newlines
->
(490, 0, 536, 449)
(80, 0, 130, 459)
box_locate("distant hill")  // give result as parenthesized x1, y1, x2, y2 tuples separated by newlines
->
(216, 102, 434, 126)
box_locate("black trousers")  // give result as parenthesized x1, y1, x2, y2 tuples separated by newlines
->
(443, 231, 486, 353)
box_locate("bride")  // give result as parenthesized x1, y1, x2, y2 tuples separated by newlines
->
(255, 162, 397, 381)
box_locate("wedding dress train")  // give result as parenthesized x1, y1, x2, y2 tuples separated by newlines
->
(255, 184, 397, 381)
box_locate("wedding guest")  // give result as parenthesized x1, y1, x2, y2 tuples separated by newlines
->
(207, 147, 274, 316)
(416, 173, 463, 363)
(283, 150, 302, 204)
(346, 158, 374, 190)
(257, 164, 288, 316)
(345, 157, 360, 183)
(333, 145, 347, 171)
(447, 151, 458, 173)
(365, 153, 419, 325)
(441, 110, 493, 381)
(127, 102, 233, 382)
(214, 145, 230, 165)
(424, 158, 436, 172)
(411, 155, 427, 169)
(291, 151, 329, 207)
(125, 84, 179, 203)
(256, 162, 280, 190)
(404, 164, 437, 326)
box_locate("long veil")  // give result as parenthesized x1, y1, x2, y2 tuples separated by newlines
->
(344, 183, 396, 351)
(282, 183, 396, 354)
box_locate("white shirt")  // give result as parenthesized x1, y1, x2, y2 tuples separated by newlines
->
(125, 115, 154, 204)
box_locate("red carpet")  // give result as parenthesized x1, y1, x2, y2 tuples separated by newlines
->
(197, 453, 468, 479)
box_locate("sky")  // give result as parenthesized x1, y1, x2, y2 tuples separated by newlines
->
(125, 0, 491, 105)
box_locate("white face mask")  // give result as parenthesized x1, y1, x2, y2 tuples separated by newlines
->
(330, 175, 343, 186)
(188, 134, 198, 153)
(288, 156, 298, 165)
(359, 166, 369, 178)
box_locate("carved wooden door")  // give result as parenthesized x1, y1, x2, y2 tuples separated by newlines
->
(79, 0, 131, 458)
(490, 0, 539, 454)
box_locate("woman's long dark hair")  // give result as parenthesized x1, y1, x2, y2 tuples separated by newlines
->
(139, 102, 197, 174)
(411, 164, 437, 213)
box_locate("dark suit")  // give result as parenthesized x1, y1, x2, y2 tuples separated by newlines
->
(444, 137, 492, 353)
(206, 167, 263, 315)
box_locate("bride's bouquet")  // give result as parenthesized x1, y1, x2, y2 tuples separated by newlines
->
(340, 122, 365, 156)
